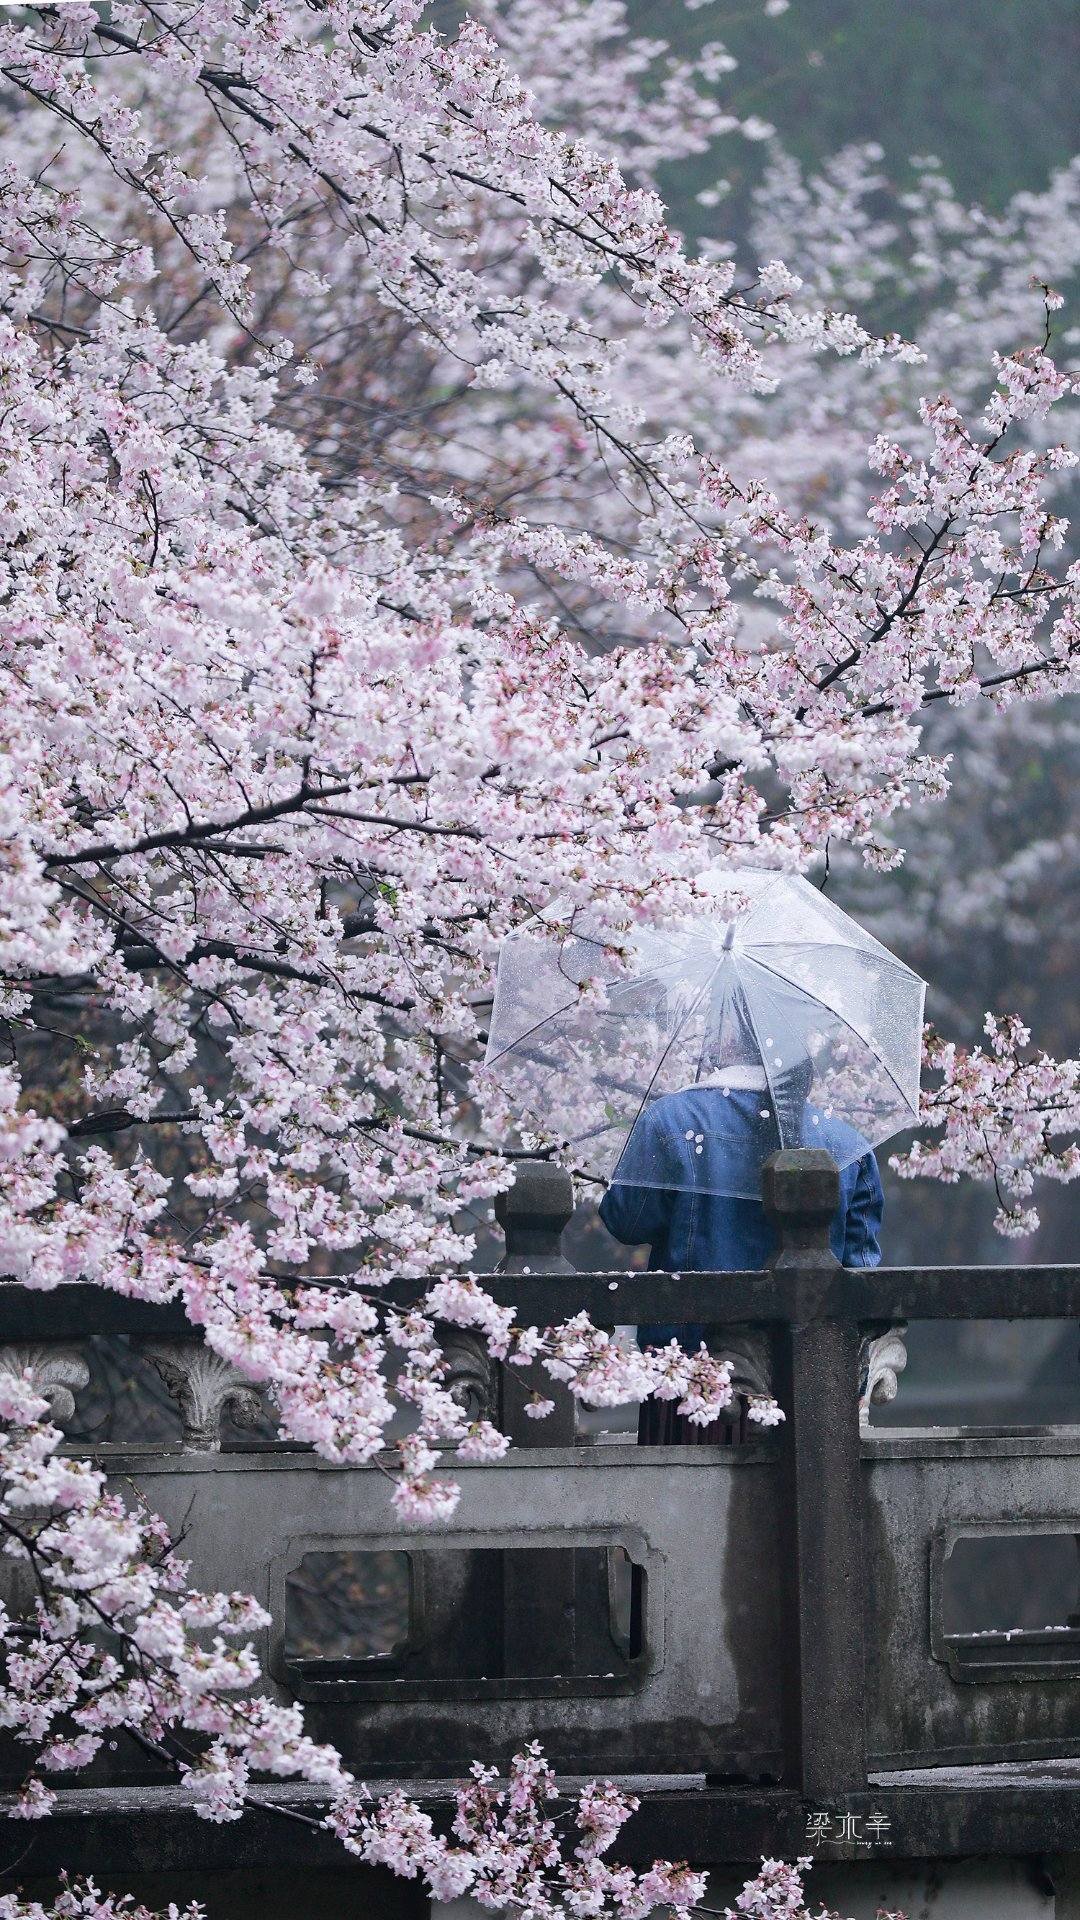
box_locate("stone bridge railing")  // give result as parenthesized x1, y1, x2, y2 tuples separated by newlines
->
(2, 1149, 1080, 1876)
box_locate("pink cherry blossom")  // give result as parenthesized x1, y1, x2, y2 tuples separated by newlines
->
(0, 3, 1070, 1913)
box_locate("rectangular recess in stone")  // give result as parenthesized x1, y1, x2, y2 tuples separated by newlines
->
(279, 1541, 646, 1701)
(932, 1519, 1080, 1684)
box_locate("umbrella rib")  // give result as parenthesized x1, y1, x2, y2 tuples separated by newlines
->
(741, 951, 920, 1116)
(759, 879, 921, 970)
(490, 1035, 662, 1110)
(484, 995, 581, 1068)
(695, 971, 732, 1085)
(614, 961, 724, 1156)
(483, 957, 678, 1066)
(731, 974, 784, 1137)
(730, 871, 787, 934)
(484, 941, 719, 1067)
(746, 935, 920, 981)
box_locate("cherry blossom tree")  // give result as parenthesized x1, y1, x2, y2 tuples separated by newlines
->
(0, 0, 1075, 1910)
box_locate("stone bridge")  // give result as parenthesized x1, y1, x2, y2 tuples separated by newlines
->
(1, 1151, 1079, 1917)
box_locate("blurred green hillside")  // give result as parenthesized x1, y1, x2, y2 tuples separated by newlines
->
(641, 0, 1078, 225)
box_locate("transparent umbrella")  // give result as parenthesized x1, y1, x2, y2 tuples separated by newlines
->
(482, 870, 926, 1199)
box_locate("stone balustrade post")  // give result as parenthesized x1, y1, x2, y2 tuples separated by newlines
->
(765, 1147, 868, 1801)
(495, 1159, 576, 1447)
(495, 1158, 579, 1679)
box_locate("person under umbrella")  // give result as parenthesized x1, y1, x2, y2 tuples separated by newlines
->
(598, 988, 884, 1443)
(484, 869, 922, 1443)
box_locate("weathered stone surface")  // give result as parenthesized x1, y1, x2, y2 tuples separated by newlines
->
(859, 1326, 908, 1426)
(0, 1342, 89, 1425)
(138, 1340, 265, 1451)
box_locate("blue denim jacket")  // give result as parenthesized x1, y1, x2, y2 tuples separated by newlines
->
(598, 1085, 883, 1345)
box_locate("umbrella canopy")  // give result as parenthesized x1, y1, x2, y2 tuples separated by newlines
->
(482, 870, 925, 1200)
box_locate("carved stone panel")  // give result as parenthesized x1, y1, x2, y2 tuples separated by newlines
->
(139, 1340, 265, 1452)
(440, 1329, 497, 1426)
(712, 1327, 773, 1403)
(0, 1345, 90, 1427)
(859, 1327, 908, 1427)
